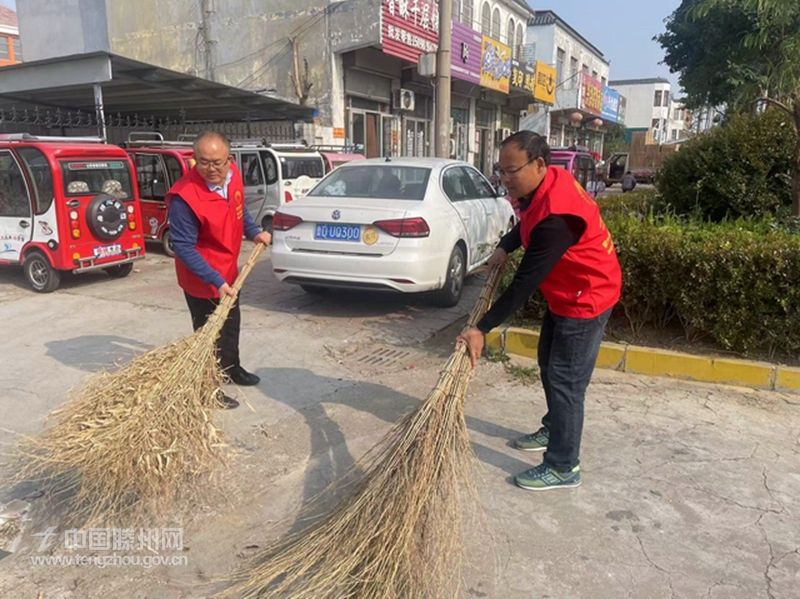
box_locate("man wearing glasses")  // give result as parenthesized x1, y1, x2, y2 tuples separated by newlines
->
(167, 131, 272, 409)
(459, 131, 621, 491)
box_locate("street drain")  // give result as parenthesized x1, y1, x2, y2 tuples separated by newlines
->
(354, 347, 412, 368)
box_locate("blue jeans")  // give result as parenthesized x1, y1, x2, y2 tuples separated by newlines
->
(538, 307, 613, 471)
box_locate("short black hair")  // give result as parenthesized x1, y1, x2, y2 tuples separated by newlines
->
(193, 130, 231, 153)
(500, 131, 551, 166)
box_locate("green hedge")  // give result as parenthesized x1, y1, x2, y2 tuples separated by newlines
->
(655, 110, 795, 221)
(502, 212, 800, 356)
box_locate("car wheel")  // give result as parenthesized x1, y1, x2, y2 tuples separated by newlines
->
(103, 263, 134, 278)
(432, 245, 466, 307)
(300, 284, 329, 294)
(162, 229, 175, 257)
(24, 250, 60, 293)
(261, 215, 274, 234)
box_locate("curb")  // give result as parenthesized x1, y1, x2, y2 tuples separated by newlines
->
(486, 326, 800, 395)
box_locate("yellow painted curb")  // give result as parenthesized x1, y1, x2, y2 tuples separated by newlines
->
(488, 326, 797, 394)
(775, 366, 800, 393)
(504, 327, 539, 357)
(596, 343, 626, 370)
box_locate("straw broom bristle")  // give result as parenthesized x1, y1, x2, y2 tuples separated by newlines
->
(18, 245, 266, 527)
(223, 266, 502, 599)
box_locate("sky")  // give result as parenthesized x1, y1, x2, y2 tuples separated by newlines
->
(0, 0, 14, 9)
(528, 0, 683, 92)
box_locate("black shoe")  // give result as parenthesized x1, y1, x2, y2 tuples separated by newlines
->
(227, 366, 260, 386)
(215, 391, 240, 410)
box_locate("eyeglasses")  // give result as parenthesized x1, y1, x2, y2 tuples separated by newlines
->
(496, 158, 535, 179)
(196, 157, 230, 169)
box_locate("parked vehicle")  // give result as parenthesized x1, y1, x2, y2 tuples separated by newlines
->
(599, 132, 683, 185)
(270, 157, 516, 307)
(123, 133, 193, 256)
(0, 133, 145, 292)
(124, 134, 326, 249)
(549, 149, 605, 197)
(311, 145, 366, 173)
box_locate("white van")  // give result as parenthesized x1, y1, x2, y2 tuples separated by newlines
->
(235, 142, 325, 232)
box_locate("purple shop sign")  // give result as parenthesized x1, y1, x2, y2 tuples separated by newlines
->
(450, 21, 482, 85)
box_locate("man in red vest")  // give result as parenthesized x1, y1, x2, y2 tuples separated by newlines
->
(167, 131, 272, 409)
(459, 131, 622, 491)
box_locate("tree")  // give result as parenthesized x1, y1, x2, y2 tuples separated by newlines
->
(656, 1, 759, 110)
(657, 0, 800, 214)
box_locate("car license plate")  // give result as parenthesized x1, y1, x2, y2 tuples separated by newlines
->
(314, 223, 361, 242)
(93, 243, 123, 258)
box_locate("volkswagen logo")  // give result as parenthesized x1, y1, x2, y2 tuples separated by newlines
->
(331, 210, 341, 220)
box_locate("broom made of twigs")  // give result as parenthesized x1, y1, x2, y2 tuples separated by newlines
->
(223, 265, 503, 599)
(19, 243, 267, 528)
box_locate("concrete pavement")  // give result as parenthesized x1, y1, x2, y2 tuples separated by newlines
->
(0, 244, 797, 598)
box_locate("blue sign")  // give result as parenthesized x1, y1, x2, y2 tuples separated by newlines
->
(601, 86, 621, 122)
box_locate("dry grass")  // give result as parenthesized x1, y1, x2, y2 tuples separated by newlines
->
(18, 245, 266, 527)
(223, 266, 502, 599)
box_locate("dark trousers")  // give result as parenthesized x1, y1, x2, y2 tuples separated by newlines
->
(184, 291, 241, 372)
(538, 306, 613, 471)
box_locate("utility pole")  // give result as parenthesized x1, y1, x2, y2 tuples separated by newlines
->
(434, 0, 452, 158)
(200, 0, 217, 81)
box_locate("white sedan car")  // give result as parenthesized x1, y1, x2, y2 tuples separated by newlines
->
(270, 157, 516, 306)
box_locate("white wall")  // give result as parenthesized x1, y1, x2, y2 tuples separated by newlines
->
(468, 0, 530, 50)
(17, 0, 110, 61)
(553, 25, 609, 88)
(525, 22, 608, 88)
(611, 81, 672, 142)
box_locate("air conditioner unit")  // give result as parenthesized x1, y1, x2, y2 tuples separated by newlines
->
(393, 88, 415, 112)
(495, 128, 512, 143)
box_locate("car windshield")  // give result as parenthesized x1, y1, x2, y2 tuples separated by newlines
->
(61, 160, 134, 199)
(280, 156, 325, 180)
(551, 159, 570, 170)
(308, 165, 431, 200)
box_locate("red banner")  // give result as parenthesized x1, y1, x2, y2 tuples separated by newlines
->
(382, 0, 439, 63)
(580, 73, 603, 115)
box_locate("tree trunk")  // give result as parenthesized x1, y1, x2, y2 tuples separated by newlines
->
(794, 100, 800, 216)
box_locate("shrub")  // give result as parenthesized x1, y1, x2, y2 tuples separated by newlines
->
(497, 210, 800, 357)
(608, 213, 800, 355)
(656, 110, 795, 221)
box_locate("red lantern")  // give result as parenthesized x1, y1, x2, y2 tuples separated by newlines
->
(569, 112, 583, 125)
(590, 118, 604, 128)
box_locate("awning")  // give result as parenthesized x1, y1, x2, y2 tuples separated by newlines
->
(0, 52, 316, 124)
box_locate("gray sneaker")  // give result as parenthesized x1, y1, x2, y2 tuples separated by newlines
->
(515, 463, 581, 491)
(514, 427, 549, 452)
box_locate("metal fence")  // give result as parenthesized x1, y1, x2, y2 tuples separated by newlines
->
(0, 106, 299, 144)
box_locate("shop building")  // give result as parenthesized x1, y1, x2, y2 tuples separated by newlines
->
(521, 9, 626, 159)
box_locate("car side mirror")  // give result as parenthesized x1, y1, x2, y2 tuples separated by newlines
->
(494, 184, 507, 197)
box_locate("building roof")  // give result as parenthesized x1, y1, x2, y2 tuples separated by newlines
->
(608, 77, 671, 87)
(527, 10, 608, 64)
(508, 0, 536, 18)
(0, 6, 18, 28)
(0, 52, 316, 123)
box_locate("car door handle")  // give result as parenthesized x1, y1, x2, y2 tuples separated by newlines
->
(257, 188, 264, 194)
(19, 220, 30, 228)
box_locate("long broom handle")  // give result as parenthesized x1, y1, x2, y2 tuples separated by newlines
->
(202, 242, 267, 335)
(464, 264, 504, 331)
(221, 242, 267, 307)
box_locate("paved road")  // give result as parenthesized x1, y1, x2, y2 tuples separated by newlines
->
(0, 243, 798, 598)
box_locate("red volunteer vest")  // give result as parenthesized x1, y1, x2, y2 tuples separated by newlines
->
(166, 164, 245, 299)
(519, 166, 622, 318)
